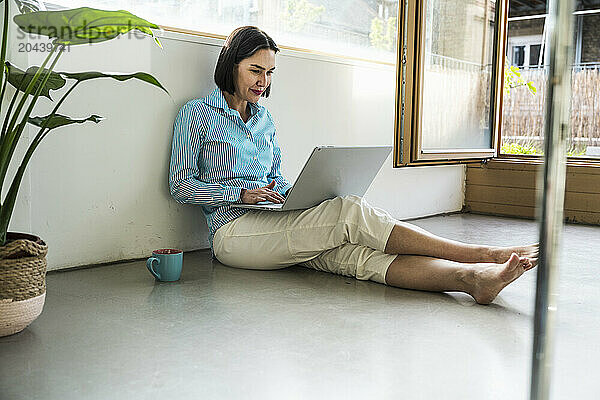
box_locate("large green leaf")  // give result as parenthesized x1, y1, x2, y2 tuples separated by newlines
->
(13, 7, 162, 47)
(28, 113, 104, 130)
(5, 62, 66, 99)
(14, 0, 45, 13)
(60, 71, 169, 94)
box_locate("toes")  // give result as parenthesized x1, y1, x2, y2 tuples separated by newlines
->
(518, 257, 528, 265)
(525, 263, 535, 271)
(518, 255, 538, 271)
(517, 257, 530, 270)
(528, 257, 538, 269)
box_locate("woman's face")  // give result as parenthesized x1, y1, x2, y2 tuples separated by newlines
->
(233, 48, 276, 103)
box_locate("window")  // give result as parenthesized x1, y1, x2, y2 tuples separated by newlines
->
(397, 0, 600, 167)
(501, 0, 600, 160)
(50, 0, 399, 64)
(529, 44, 541, 66)
(48, 0, 599, 164)
(396, 0, 503, 165)
(507, 39, 543, 69)
(512, 45, 525, 67)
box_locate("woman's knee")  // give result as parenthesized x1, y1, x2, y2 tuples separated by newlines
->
(317, 195, 363, 216)
(335, 195, 369, 222)
(341, 194, 363, 204)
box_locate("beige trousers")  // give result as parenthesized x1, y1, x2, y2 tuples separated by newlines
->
(212, 195, 398, 285)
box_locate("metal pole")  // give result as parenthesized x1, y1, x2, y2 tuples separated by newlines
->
(530, 0, 575, 399)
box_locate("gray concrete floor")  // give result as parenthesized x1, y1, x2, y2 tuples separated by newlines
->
(1, 213, 599, 400)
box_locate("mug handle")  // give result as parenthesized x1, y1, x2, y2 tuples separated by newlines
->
(146, 257, 162, 280)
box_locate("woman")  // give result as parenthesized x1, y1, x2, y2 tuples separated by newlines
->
(169, 26, 538, 305)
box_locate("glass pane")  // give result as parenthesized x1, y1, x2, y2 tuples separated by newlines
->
(513, 45, 525, 67)
(48, 0, 399, 63)
(529, 44, 541, 67)
(420, 0, 496, 151)
(501, 1, 600, 159)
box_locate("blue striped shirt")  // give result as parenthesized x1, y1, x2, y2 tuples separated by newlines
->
(169, 87, 293, 257)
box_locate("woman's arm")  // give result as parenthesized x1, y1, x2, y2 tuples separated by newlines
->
(267, 129, 293, 196)
(169, 102, 244, 206)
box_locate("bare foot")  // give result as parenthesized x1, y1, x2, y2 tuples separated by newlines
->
(469, 253, 534, 305)
(488, 243, 539, 267)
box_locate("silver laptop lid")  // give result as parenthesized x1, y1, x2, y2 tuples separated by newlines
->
(281, 145, 392, 210)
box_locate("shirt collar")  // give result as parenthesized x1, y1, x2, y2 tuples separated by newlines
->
(204, 87, 261, 118)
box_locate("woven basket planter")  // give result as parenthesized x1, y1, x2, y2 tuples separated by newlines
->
(0, 232, 48, 337)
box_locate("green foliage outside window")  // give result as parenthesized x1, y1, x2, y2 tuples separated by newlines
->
(502, 64, 539, 156)
(369, 16, 397, 52)
(501, 143, 586, 157)
(281, 0, 325, 32)
(504, 64, 536, 96)
(501, 143, 541, 155)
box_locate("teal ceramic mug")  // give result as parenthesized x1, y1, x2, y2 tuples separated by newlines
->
(146, 249, 183, 282)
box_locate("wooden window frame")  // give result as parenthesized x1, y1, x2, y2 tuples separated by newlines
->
(394, 0, 508, 167)
(395, 0, 600, 168)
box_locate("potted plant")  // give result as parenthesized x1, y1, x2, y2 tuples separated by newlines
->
(0, 0, 168, 337)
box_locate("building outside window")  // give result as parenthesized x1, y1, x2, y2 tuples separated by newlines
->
(507, 38, 542, 69)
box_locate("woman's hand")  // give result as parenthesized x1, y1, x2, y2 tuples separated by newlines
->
(240, 181, 286, 204)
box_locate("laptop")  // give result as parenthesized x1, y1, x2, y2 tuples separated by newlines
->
(231, 145, 392, 212)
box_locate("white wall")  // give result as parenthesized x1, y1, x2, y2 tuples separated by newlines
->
(4, 29, 465, 271)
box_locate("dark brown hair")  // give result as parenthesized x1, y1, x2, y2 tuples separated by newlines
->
(214, 26, 279, 98)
